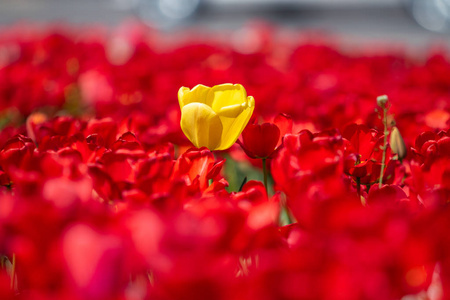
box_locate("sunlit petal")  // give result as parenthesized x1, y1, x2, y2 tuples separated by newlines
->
(178, 84, 212, 108)
(180, 102, 223, 149)
(209, 83, 247, 113)
(217, 96, 255, 150)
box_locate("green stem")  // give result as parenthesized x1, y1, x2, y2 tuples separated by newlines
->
(284, 204, 293, 225)
(279, 193, 294, 226)
(10, 253, 15, 290)
(262, 158, 268, 195)
(356, 177, 361, 201)
(379, 106, 388, 188)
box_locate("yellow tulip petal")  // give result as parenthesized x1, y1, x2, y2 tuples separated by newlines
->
(217, 103, 246, 118)
(178, 84, 212, 108)
(217, 96, 255, 150)
(180, 102, 223, 149)
(178, 83, 255, 151)
(209, 84, 247, 113)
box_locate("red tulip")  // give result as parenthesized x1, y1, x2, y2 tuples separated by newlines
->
(239, 123, 280, 159)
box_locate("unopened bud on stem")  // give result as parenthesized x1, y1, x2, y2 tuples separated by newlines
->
(390, 126, 407, 160)
(377, 95, 388, 107)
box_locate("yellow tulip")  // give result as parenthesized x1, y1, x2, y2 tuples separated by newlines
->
(178, 83, 255, 151)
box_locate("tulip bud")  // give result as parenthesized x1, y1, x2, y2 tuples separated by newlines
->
(240, 122, 280, 159)
(390, 126, 407, 160)
(178, 84, 255, 151)
(377, 95, 388, 107)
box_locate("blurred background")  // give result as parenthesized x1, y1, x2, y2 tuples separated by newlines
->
(0, 0, 449, 46)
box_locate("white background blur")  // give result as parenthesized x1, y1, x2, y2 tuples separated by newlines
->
(0, 0, 449, 46)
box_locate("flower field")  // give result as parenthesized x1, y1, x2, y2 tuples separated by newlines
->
(0, 23, 449, 299)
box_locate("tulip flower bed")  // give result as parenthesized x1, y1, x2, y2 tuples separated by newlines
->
(0, 23, 449, 299)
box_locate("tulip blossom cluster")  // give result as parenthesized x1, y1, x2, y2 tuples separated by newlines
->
(0, 23, 450, 299)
